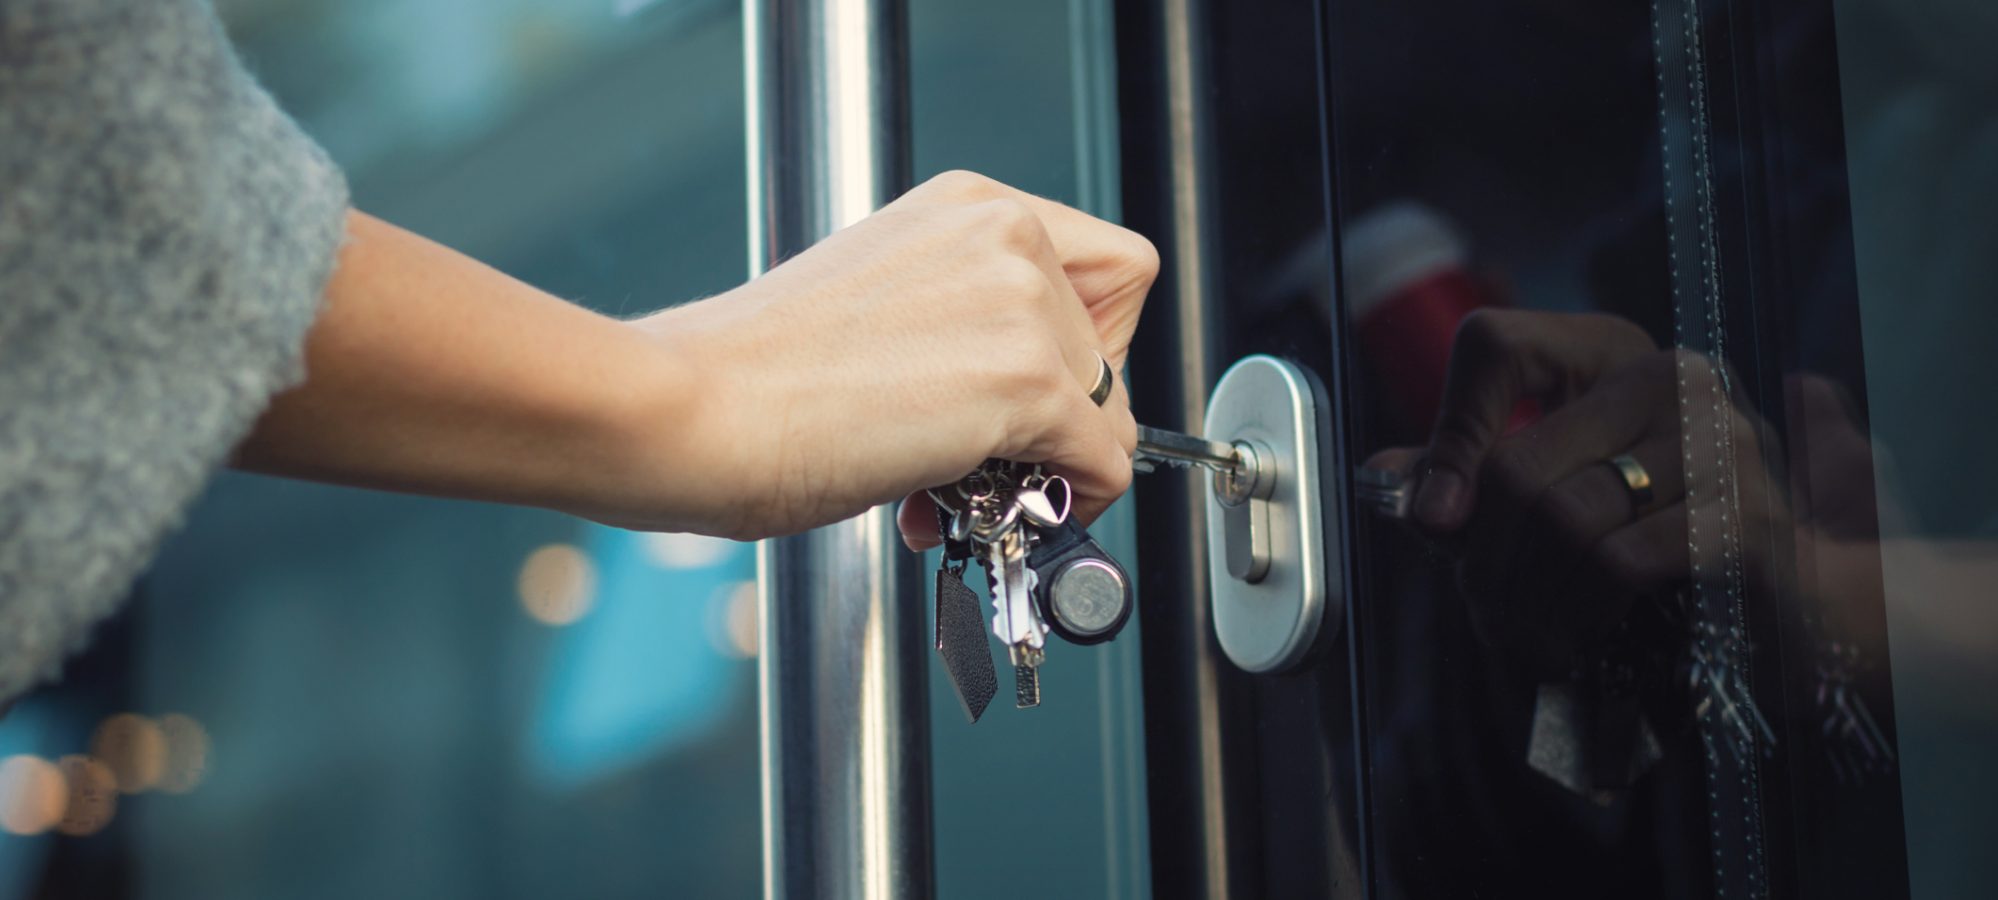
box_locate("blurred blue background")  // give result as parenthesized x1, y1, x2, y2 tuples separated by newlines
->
(0, 1, 1147, 898)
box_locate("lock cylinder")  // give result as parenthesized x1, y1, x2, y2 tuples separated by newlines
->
(1214, 439, 1275, 583)
(1202, 355, 1336, 674)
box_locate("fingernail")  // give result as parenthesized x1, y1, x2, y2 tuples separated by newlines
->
(1415, 469, 1464, 530)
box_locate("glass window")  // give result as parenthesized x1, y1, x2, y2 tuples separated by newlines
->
(912, 1, 1149, 898)
(1, 3, 759, 898)
(1834, 0, 1998, 895)
(1145, 0, 1998, 895)
(1314, 0, 1998, 895)
(0, 2, 1149, 897)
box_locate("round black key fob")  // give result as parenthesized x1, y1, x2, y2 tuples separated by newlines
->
(1026, 520, 1133, 645)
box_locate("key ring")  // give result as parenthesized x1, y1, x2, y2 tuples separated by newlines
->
(958, 470, 995, 503)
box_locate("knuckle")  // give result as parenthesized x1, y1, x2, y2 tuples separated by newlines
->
(1682, 361, 1726, 399)
(985, 255, 1052, 306)
(1114, 409, 1139, 456)
(1638, 348, 1682, 382)
(1535, 478, 1596, 537)
(1613, 321, 1658, 357)
(989, 335, 1069, 398)
(1030, 355, 1074, 395)
(1102, 458, 1135, 495)
(975, 198, 1046, 250)
(926, 168, 995, 198)
(1424, 427, 1485, 480)
(1118, 229, 1162, 284)
(1483, 440, 1546, 495)
(1595, 533, 1650, 587)
(1611, 349, 1683, 399)
(1582, 312, 1658, 356)
(1425, 407, 1493, 465)
(1793, 373, 1847, 413)
(1453, 308, 1517, 356)
(1070, 414, 1135, 496)
(1668, 347, 1717, 381)
(1732, 409, 1774, 458)
(1011, 390, 1075, 449)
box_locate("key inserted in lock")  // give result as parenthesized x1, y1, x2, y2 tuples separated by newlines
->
(1133, 425, 1278, 584)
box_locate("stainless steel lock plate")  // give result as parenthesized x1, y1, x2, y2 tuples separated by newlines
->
(1203, 355, 1336, 673)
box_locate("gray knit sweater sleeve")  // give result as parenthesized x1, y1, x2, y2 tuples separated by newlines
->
(0, 0, 348, 703)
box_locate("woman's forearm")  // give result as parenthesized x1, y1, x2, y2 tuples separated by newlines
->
(238, 173, 1155, 542)
(233, 211, 710, 529)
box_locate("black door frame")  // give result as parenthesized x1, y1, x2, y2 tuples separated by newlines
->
(1114, 0, 1371, 895)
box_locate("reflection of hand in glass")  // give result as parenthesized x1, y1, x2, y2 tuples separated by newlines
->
(1366, 309, 1781, 672)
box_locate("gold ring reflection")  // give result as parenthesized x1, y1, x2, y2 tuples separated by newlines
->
(1607, 453, 1659, 517)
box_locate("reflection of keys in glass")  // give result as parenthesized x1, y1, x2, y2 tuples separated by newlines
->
(1686, 626, 1777, 759)
(1353, 466, 1414, 521)
(1814, 641, 1895, 783)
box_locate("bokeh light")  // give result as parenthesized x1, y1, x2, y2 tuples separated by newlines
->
(707, 580, 759, 659)
(0, 754, 67, 836)
(157, 713, 212, 795)
(518, 543, 598, 626)
(54, 754, 117, 837)
(91, 713, 168, 794)
(642, 533, 736, 570)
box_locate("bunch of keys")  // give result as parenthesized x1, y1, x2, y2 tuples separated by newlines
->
(928, 458, 1133, 722)
(929, 423, 1386, 722)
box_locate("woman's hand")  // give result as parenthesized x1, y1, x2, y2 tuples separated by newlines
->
(629, 171, 1156, 541)
(238, 173, 1153, 542)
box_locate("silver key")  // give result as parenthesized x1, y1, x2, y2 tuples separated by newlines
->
(1134, 423, 1422, 522)
(1134, 425, 1243, 474)
(985, 525, 1042, 651)
(986, 524, 1046, 707)
(1013, 662, 1040, 708)
(1134, 424, 1269, 507)
(933, 459, 1053, 709)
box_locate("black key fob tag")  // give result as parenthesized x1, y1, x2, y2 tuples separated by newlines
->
(1026, 520, 1133, 646)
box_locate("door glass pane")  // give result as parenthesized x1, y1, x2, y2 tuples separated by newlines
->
(0, 2, 759, 897)
(1314, 0, 1997, 895)
(1835, 0, 1998, 894)
(910, 1, 1150, 898)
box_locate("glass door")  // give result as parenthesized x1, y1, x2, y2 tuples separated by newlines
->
(0, 3, 764, 899)
(1119, 0, 1998, 896)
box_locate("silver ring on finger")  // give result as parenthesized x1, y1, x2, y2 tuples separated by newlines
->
(1088, 352, 1115, 407)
